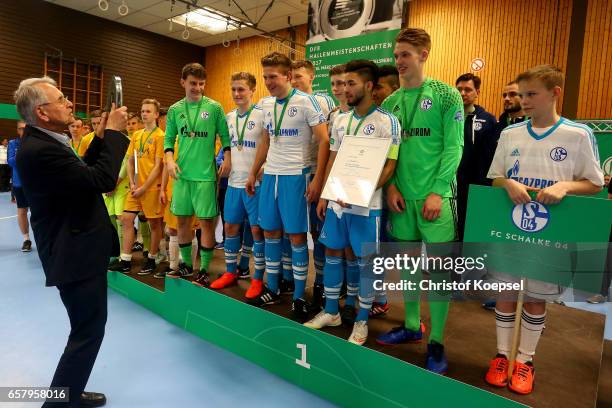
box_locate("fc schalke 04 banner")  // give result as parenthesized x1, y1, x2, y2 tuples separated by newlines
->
(464, 185, 612, 293)
(306, 0, 404, 95)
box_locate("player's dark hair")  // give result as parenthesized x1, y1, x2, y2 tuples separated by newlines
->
(345, 59, 379, 87)
(261, 52, 292, 74)
(329, 64, 346, 77)
(181, 63, 207, 80)
(456, 73, 481, 90)
(378, 65, 399, 89)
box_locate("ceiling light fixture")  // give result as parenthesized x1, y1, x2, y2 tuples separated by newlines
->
(171, 8, 240, 35)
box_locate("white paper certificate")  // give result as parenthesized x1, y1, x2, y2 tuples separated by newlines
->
(321, 135, 392, 208)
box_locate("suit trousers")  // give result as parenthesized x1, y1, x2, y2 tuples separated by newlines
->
(43, 273, 107, 407)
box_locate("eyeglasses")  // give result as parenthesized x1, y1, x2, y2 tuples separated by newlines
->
(39, 94, 69, 106)
(502, 92, 518, 98)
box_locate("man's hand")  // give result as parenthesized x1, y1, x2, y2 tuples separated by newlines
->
(422, 193, 442, 221)
(503, 178, 539, 205)
(166, 159, 181, 180)
(316, 199, 328, 221)
(129, 181, 136, 193)
(98, 103, 128, 138)
(336, 199, 350, 208)
(132, 186, 145, 199)
(218, 154, 231, 178)
(245, 174, 256, 196)
(159, 190, 167, 206)
(306, 177, 322, 203)
(536, 182, 567, 205)
(256, 167, 264, 182)
(386, 184, 405, 213)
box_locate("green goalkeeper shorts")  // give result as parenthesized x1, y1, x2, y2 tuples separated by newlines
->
(170, 178, 218, 219)
(388, 198, 456, 243)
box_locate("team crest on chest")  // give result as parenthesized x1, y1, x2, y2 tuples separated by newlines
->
(549, 147, 567, 162)
(420, 98, 433, 110)
(474, 122, 483, 131)
(363, 124, 375, 135)
(201, 111, 209, 119)
(288, 107, 298, 117)
(247, 120, 256, 130)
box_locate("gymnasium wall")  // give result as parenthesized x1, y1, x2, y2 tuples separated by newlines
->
(208, 0, 611, 120)
(577, 0, 612, 119)
(0, 0, 205, 139)
(204, 25, 308, 112)
(406, 0, 573, 118)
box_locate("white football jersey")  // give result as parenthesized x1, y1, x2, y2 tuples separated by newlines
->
(226, 105, 264, 188)
(328, 106, 401, 216)
(487, 118, 604, 188)
(261, 89, 326, 175)
(309, 93, 337, 173)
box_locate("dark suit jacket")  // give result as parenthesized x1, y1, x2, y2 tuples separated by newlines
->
(16, 125, 129, 286)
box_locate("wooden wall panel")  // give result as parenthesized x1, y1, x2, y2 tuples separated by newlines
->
(0, 0, 205, 139)
(577, 0, 612, 119)
(407, 0, 572, 118)
(205, 26, 308, 112)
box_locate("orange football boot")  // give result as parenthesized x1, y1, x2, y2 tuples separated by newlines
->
(509, 361, 535, 394)
(209, 272, 237, 289)
(245, 278, 264, 299)
(484, 354, 509, 387)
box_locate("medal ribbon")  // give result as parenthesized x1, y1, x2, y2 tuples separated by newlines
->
(235, 105, 254, 147)
(273, 88, 296, 140)
(346, 104, 378, 136)
(184, 97, 204, 137)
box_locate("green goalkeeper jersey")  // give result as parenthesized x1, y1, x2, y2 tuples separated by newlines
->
(382, 78, 464, 199)
(164, 96, 230, 182)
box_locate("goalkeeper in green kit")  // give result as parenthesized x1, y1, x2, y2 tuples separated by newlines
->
(375, 28, 464, 374)
(164, 63, 231, 286)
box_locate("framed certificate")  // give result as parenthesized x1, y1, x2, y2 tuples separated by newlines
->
(321, 135, 392, 208)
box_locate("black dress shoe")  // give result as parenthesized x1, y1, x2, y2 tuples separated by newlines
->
(80, 392, 106, 407)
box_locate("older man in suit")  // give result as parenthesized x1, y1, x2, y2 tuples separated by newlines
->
(14, 76, 128, 407)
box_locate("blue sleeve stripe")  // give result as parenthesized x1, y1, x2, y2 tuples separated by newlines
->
(308, 95, 322, 112)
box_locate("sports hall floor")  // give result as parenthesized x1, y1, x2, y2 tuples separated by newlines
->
(1, 191, 611, 407)
(0, 192, 335, 408)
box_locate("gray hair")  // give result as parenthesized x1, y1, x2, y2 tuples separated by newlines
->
(14, 76, 57, 125)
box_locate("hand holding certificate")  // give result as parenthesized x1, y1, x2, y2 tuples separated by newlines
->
(321, 135, 392, 208)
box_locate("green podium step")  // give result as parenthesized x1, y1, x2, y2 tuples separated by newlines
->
(108, 272, 524, 407)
